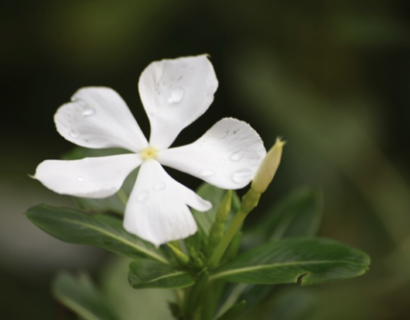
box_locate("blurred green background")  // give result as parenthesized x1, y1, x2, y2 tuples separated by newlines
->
(1, 0, 410, 319)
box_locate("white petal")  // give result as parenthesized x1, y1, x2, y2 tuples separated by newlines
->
(34, 154, 142, 198)
(124, 160, 211, 246)
(158, 118, 266, 189)
(139, 55, 218, 149)
(55, 87, 148, 152)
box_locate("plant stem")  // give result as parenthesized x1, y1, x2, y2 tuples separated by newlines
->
(208, 189, 260, 269)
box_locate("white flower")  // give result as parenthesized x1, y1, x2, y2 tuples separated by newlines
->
(34, 55, 266, 246)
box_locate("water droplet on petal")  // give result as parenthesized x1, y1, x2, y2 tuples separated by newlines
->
(70, 130, 78, 138)
(220, 159, 227, 164)
(82, 108, 95, 116)
(137, 191, 150, 202)
(154, 182, 166, 191)
(200, 169, 215, 177)
(167, 87, 185, 104)
(77, 176, 85, 182)
(232, 169, 253, 184)
(230, 151, 246, 162)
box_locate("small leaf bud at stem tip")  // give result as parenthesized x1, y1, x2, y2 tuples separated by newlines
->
(251, 137, 285, 194)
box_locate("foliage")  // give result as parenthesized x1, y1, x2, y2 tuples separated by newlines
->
(26, 157, 370, 320)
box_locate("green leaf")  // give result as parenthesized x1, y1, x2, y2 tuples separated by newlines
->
(237, 284, 271, 310)
(216, 300, 246, 320)
(244, 188, 322, 248)
(211, 238, 370, 285)
(63, 147, 137, 215)
(192, 183, 241, 237)
(216, 283, 270, 317)
(222, 188, 322, 314)
(128, 259, 194, 289)
(26, 204, 168, 264)
(53, 272, 119, 320)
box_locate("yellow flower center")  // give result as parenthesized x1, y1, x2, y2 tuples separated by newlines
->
(141, 147, 158, 160)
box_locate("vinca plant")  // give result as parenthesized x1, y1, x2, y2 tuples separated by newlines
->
(26, 55, 370, 320)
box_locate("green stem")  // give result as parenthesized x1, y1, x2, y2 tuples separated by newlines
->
(208, 189, 261, 269)
(208, 210, 246, 269)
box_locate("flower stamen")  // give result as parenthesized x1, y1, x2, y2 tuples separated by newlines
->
(141, 147, 158, 160)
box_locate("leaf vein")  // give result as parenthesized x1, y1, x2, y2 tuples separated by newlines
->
(211, 259, 359, 280)
(60, 217, 169, 264)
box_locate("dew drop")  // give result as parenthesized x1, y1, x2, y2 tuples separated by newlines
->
(137, 191, 150, 202)
(70, 130, 78, 138)
(232, 169, 253, 184)
(230, 151, 246, 162)
(154, 182, 166, 191)
(220, 159, 227, 164)
(200, 169, 215, 177)
(82, 108, 95, 116)
(77, 176, 85, 182)
(167, 87, 185, 104)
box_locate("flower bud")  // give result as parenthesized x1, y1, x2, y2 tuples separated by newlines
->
(251, 137, 285, 194)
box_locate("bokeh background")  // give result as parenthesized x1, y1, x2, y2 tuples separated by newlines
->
(1, 0, 410, 319)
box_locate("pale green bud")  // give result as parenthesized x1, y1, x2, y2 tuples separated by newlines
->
(251, 137, 285, 194)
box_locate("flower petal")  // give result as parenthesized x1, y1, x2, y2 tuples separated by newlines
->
(124, 160, 212, 246)
(55, 87, 148, 152)
(35, 154, 142, 198)
(139, 55, 218, 149)
(158, 118, 266, 189)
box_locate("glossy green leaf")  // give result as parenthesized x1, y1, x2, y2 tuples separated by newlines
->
(128, 259, 194, 289)
(26, 204, 168, 264)
(211, 238, 370, 285)
(243, 188, 322, 248)
(63, 147, 137, 215)
(53, 272, 119, 320)
(191, 183, 240, 237)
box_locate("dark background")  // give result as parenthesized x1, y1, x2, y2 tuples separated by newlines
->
(1, 0, 410, 319)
